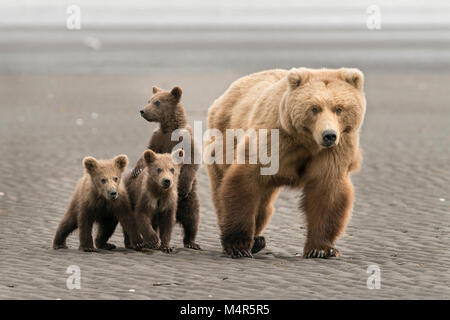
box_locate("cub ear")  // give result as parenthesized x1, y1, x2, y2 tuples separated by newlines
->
(152, 86, 162, 94)
(144, 149, 157, 165)
(340, 68, 364, 91)
(171, 148, 184, 165)
(83, 156, 98, 174)
(113, 154, 128, 171)
(287, 68, 310, 89)
(170, 86, 182, 102)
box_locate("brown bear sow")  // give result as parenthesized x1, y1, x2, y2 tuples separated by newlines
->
(125, 149, 184, 252)
(53, 155, 143, 251)
(132, 86, 201, 250)
(206, 68, 366, 258)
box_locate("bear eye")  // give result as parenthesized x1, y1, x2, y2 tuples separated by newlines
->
(154, 100, 160, 107)
(101, 178, 107, 184)
(170, 168, 175, 174)
(113, 177, 118, 182)
(312, 107, 320, 114)
(336, 107, 343, 115)
(157, 168, 162, 174)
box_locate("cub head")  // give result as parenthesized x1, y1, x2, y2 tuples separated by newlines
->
(83, 154, 128, 201)
(143, 148, 184, 191)
(281, 67, 366, 149)
(139, 86, 183, 124)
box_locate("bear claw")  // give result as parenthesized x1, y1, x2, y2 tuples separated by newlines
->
(229, 248, 253, 259)
(159, 246, 174, 253)
(304, 247, 340, 259)
(184, 242, 201, 250)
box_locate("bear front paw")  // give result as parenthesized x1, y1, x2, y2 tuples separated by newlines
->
(53, 244, 68, 250)
(303, 247, 340, 259)
(159, 246, 174, 253)
(96, 243, 116, 250)
(143, 236, 160, 249)
(223, 238, 253, 259)
(79, 246, 99, 252)
(184, 242, 201, 250)
(251, 236, 266, 254)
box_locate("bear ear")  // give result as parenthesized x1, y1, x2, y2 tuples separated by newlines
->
(340, 68, 364, 91)
(113, 154, 128, 171)
(144, 149, 157, 165)
(83, 156, 98, 174)
(287, 68, 310, 89)
(171, 148, 184, 165)
(152, 86, 162, 94)
(170, 86, 182, 102)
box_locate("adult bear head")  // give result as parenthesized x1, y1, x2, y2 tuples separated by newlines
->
(280, 67, 366, 149)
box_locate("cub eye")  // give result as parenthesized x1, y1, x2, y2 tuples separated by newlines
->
(157, 168, 162, 174)
(170, 168, 175, 174)
(312, 107, 320, 114)
(101, 178, 107, 184)
(154, 100, 160, 107)
(113, 177, 118, 182)
(336, 107, 343, 115)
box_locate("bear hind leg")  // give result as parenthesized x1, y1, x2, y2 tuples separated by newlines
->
(177, 181, 201, 250)
(53, 212, 77, 249)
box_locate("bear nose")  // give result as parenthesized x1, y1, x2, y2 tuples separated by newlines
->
(322, 130, 337, 147)
(162, 178, 171, 189)
(109, 190, 118, 199)
(140, 110, 145, 116)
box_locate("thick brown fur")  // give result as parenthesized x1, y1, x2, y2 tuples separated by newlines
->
(53, 155, 143, 251)
(205, 68, 366, 258)
(131, 86, 201, 249)
(125, 149, 184, 252)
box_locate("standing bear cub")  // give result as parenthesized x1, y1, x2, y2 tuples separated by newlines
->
(125, 149, 184, 252)
(206, 68, 366, 259)
(131, 86, 201, 250)
(53, 155, 143, 251)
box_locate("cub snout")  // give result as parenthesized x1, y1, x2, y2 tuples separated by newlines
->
(162, 178, 172, 189)
(108, 189, 118, 200)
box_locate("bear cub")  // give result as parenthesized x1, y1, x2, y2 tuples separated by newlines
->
(133, 85, 201, 250)
(125, 149, 184, 253)
(53, 154, 143, 251)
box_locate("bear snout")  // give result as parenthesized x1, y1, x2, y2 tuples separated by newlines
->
(140, 110, 145, 116)
(162, 178, 171, 189)
(108, 189, 118, 200)
(322, 130, 337, 147)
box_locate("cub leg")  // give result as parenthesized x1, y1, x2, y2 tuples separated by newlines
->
(53, 206, 78, 249)
(95, 217, 118, 250)
(158, 209, 176, 253)
(176, 180, 200, 250)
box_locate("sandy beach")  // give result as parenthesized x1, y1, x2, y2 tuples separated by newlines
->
(0, 70, 449, 299)
(0, 0, 450, 300)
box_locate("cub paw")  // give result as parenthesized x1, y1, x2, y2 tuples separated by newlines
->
(303, 247, 340, 259)
(53, 244, 68, 250)
(96, 243, 116, 250)
(159, 246, 174, 254)
(79, 246, 99, 252)
(251, 236, 266, 254)
(184, 242, 201, 250)
(143, 236, 161, 249)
